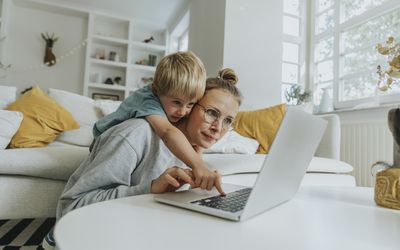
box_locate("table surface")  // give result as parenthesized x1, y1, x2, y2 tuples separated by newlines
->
(55, 187, 400, 250)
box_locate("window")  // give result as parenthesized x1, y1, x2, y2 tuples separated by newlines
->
(169, 10, 190, 53)
(282, 0, 307, 102)
(311, 0, 400, 109)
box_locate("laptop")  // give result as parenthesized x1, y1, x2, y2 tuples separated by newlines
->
(154, 107, 327, 221)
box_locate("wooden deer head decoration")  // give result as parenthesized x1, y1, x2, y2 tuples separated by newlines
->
(41, 32, 58, 67)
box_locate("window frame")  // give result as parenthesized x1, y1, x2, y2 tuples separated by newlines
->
(310, 0, 400, 110)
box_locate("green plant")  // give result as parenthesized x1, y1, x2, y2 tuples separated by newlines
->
(285, 85, 311, 105)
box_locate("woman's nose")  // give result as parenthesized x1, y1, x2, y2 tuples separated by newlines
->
(210, 118, 223, 131)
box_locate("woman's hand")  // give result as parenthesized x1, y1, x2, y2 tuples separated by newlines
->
(151, 167, 195, 194)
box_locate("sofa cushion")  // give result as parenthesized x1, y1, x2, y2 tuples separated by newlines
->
(49, 88, 102, 147)
(233, 104, 286, 154)
(6, 86, 80, 148)
(203, 130, 259, 154)
(0, 146, 88, 180)
(202, 154, 353, 176)
(0, 110, 23, 149)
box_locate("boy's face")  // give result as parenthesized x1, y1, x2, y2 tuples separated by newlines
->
(158, 95, 197, 123)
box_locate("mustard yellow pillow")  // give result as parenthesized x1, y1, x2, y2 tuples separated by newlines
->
(233, 104, 286, 154)
(6, 86, 80, 148)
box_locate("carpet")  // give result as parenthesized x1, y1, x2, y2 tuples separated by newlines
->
(0, 218, 55, 250)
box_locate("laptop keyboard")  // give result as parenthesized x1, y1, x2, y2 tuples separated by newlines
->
(190, 188, 252, 213)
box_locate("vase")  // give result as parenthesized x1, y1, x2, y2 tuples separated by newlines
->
(319, 88, 333, 113)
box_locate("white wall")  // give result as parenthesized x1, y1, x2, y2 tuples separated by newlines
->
(189, 0, 283, 109)
(2, 2, 87, 94)
(188, 0, 225, 78)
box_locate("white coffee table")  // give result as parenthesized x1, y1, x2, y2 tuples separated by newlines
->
(55, 187, 400, 250)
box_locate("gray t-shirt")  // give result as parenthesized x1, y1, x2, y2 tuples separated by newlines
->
(57, 118, 182, 219)
(93, 84, 166, 138)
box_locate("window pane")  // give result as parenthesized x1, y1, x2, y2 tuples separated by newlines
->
(284, 0, 300, 16)
(283, 42, 299, 63)
(282, 63, 299, 83)
(281, 83, 294, 103)
(342, 8, 400, 53)
(317, 0, 334, 13)
(283, 15, 300, 36)
(314, 60, 333, 82)
(314, 36, 333, 62)
(340, 72, 377, 101)
(341, 47, 385, 77)
(341, 0, 388, 22)
(315, 9, 334, 34)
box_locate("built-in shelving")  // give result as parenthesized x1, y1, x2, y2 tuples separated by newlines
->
(83, 12, 167, 100)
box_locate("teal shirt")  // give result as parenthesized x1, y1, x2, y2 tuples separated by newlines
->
(93, 85, 166, 138)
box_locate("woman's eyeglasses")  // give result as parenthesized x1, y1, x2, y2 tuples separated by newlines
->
(195, 103, 234, 131)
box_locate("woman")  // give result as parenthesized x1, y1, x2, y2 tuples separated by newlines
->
(43, 68, 242, 249)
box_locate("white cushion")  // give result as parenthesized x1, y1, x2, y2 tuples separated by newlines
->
(48, 88, 102, 146)
(0, 85, 17, 109)
(0, 110, 23, 149)
(202, 154, 353, 175)
(0, 146, 89, 180)
(94, 99, 122, 116)
(203, 130, 259, 154)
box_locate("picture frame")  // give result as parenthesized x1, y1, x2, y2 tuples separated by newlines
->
(92, 93, 120, 101)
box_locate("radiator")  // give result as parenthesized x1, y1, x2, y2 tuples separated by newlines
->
(341, 121, 393, 187)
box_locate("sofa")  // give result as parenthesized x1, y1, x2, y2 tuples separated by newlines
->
(0, 86, 355, 219)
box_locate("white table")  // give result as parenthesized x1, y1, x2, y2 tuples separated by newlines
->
(55, 187, 400, 250)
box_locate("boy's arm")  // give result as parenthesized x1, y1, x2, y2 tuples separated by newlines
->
(146, 115, 225, 195)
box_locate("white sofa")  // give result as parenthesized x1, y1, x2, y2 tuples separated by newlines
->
(0, 88, 355, 219)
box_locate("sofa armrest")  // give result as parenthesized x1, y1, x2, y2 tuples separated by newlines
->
(315, 114, 341, 160)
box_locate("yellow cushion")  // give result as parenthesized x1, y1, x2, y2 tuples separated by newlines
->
(233, 104, 286, 154)
(6, 86, 80, 148)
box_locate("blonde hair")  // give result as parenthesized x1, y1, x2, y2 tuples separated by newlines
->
(153, 51, 206, 101)
(205, 68, 243, 106)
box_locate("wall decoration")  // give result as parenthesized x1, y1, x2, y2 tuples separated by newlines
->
(41, 32, 58, 67)
(92, 93, 119, 101)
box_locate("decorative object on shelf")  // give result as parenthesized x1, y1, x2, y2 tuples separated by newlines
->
(41, 32, 58, 67)
(108, 51, 119, 62)
(284, 85, 311, 105)
(148, 54, 157, 66)
(114, 76, 122, 85)
(319, 88, 333, 113)
(376, 36, 400, 91)
(143, 36, 154, 43)
(92, 93, 120, 101)
(135, 59, 147, 65)
(371, 108, 400, 210)
(95, 48, 106, 60)
(104, 78, 113, 85)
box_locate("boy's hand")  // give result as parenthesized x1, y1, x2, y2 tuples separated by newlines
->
(192, 166, 225, 195)
(151, 167, 195, 194)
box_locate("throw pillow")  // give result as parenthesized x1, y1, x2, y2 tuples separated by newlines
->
(0, 110, 23, 149)
(0, 85, 17, 109)
(6, 86, 80, 148)
(233, 103, 286, 154)
(203, 130, 259, 154)
(94, 99, 122, 116)
(48, 88, 102, 146)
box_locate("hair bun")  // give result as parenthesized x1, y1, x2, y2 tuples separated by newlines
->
(218, 68, 238, 85)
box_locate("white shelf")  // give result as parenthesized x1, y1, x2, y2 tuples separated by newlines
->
(90, 58, 128, 68)
(131, 41, 166, 52)
(92, 34, 129, 46)
(131, 64, 156, 73)
(88, 82, 126, 91)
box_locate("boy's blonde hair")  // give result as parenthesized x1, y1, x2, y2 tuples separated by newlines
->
(153, 51, 206, 101)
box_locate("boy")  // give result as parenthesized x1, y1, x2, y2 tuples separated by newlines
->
(93, 51, 224, 194)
